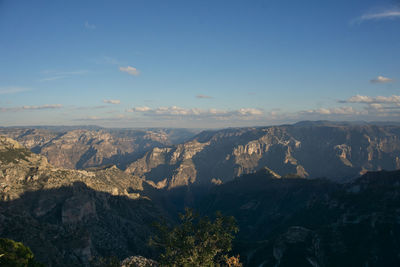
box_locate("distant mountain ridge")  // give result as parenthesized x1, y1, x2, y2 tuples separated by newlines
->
(125, 123, 400, 188)
(2, 122, 400, 189)
(0, 128, 198, 170)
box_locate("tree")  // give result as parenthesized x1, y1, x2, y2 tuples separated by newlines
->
(0, 238, 44, 267)
(150, 208, 240, 266)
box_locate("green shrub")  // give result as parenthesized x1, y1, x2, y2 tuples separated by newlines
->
(0, 238, 44, 267)
(150, 208, 239, 266)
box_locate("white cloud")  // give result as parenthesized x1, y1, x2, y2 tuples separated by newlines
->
(1, 104, 63, 112)
(196, 94, 213, 99)
(333, 94, 400, 118)
(0, 87, 31, 95)
(103, 99, 121, 105)
(370, 75, 393, 84)
(84, 21, 96, 29)
(357, 9, 400, 22)
(39, 70, 88, 82)
(127, 106, 263, 119)
(39, 76, 67, 82)
(345, 94, 400, 104)
(127, 106, 152, 112)
(346, 95, 374, 103)
(302, 107, 360, 115)
(75, 114, 127, 121)
(238, 108, 263, 116)
(21, 104, 63, 110)
(368, 103, 384, 110)
(119, 66, 140, 76)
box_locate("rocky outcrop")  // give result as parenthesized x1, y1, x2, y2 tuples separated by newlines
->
(0, 137, 164, 266)
(0, 128, 197, 170)
(125, 140, 210, 189)
(0, 136, 145, 201)
(121, 256, 158, 267)
(126, 123, 400, 188)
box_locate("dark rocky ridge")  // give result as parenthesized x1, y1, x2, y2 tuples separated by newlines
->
(190, 169, 400, 266)
(0, 183, 162, 266)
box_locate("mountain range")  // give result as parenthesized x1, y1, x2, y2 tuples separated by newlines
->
(1, 121, 400, 266)
(0, 127, 198, 170)
(126, 122, 400, 188)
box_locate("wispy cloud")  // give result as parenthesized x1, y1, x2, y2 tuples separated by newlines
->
(75, 114, 126, 121)
(354, 8, 400, 23)
(0, 87, 31, 95)
(119, 66, 140, 76)
(127, 105, 264, 119)
(343, 94, 400, 104)
(39, 76, 67, 82)
(103, 99, 121, 105)
(238, 108, 263, 115)
(84, 21, 96, 30)
(196, 94, 213, 99)
(300, 106, 362, 116)
(71, 105, 108, 110)
(21, 104, 63, 110)
(127, 106, 152, 112)
(370, 75, 394, 84)
(331, 94, 400, 118)
(103, 57, 120, 65)
(39, 70, 88, 82)
(1, 104, 63, 112)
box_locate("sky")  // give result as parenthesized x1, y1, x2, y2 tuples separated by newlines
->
(0, 0, 400, 128)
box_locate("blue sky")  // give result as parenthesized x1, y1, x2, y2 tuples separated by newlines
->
(0, 0, 400, 128)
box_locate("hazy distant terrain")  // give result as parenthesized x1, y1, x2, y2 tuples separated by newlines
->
(3, 122, 400, 190)
(125, 122, 400, 188)
(0, 127, 199, 170)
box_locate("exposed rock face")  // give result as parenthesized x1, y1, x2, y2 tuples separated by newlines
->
(0, 136, 163, 266)
(0, 128, 197, 170)
(126, 123, 400, 188)
(125, 140, 209, 189)
(0, 136, 144, 201)
(120, 256, 159, 267)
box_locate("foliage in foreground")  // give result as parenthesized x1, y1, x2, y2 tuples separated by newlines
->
(150, 208, 241, 266)
(0, 238, 44, 267)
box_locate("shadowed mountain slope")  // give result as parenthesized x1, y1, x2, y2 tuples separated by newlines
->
(0, 136, 166, 266)
(194, 169, 400, 266)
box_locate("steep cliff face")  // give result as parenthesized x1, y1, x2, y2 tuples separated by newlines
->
(0, 136, 163, 266)
(125, 140, 210, 189)
(125, 124, 400, 188)
(0, 136, 145, 201)
(0, 128, 197, 170)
